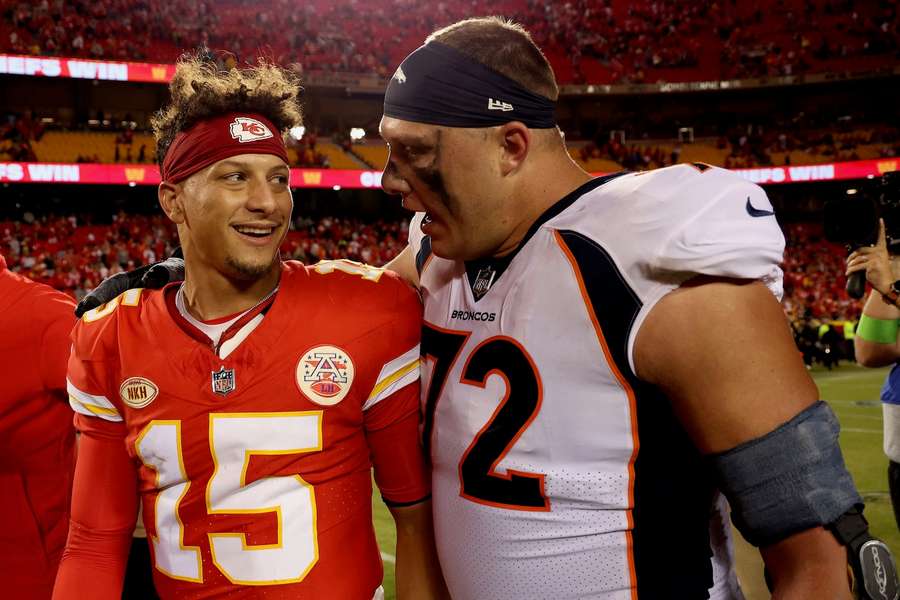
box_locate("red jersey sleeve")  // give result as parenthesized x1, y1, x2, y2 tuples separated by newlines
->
(52, 418, 138, 600)
(37, 288, 76, 395)
(54, 298, 137, 599)
(361, 278, 429, 506)
(66, 305, 124, 425)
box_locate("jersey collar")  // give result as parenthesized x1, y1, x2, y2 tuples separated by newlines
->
(463, 171, 628, 302)
(164, 281, 279, 357)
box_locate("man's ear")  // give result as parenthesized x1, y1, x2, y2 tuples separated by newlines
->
(497, 121, 530, 176)
(158, 181, 185, 224)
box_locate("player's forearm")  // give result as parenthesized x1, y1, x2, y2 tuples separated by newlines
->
(53, 423, 138, 599)
(761, 526, 852, 600)
(856, 336, 900, 366)
(383, 244, 419, 288)
(390, 502, 450, 600)
(856, 291, 900, 366)
(52, 521, 132, 600)
(862, 288, 900, 319)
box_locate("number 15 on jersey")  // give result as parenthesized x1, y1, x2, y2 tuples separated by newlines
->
(135, 412, 322, 585)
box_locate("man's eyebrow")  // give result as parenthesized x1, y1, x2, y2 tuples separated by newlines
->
(382, 133, 433, 146)
(214, 159, 289, 172)
(215, 159, 251, 169)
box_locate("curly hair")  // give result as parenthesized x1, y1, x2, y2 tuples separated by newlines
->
(151, 53, 303, 168)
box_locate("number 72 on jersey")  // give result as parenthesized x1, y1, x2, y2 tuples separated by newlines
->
(420, 324, 550, 512)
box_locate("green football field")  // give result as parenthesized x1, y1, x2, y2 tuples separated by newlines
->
(817, 364, 898, 555)
(372, 364, 899, 600)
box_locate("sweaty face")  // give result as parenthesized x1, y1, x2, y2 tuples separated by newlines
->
(380, 116, 508, 261)
(176, 153, 293, 281)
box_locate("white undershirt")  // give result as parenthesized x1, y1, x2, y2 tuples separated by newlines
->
(175, 284, 277, 359)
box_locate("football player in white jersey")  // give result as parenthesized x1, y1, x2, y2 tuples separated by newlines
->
(379, 16, 889, 600)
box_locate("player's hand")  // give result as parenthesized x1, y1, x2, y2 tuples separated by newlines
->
(75, 257, 185, 317)
(846, 219, 893, 295)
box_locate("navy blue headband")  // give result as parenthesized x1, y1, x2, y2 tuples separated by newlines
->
(383, 42, 557, 129)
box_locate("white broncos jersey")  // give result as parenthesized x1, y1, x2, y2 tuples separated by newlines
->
(408, 164, 784, 600)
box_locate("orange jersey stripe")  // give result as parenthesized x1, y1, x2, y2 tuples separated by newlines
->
(553, 229, 640, 599)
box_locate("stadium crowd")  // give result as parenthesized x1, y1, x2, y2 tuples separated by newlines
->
(574, 103, 900, 170)
(0, 211, 408, 301)
(0, 110, 40, 161)
(0, 210, 859, 325)
(2, 0, 897, 84)
(0, 211, 869, 371)
(781, 222, 860, 367)
(720, 123, 900, 168)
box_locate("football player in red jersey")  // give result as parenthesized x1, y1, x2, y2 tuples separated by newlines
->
(53, 56, 447, 600)
(0, 253, 76, 599)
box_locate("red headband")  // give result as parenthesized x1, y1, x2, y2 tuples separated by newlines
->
(161, 112, 289, 183)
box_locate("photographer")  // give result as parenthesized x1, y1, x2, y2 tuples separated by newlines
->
(847, 218, 900, 528)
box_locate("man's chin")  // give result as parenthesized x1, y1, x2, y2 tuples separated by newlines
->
(224, 254, 280, 281)
(429, 237, 467, 261)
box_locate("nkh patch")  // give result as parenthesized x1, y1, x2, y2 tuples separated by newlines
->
(211, 365, 236, 397)
(297, 346, 355, 406)
(119, 377, 158, 409)
(229, 117, 273, 143)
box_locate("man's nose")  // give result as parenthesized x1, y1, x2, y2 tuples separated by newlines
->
(381, 161, 411, 196)
(245, 177, 278, 213)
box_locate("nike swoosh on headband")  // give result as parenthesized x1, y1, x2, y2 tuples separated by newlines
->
(746, 197, 775, 217)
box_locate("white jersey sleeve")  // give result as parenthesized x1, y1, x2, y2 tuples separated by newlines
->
(556, 165, 786, 375)
(651, 169, 785, 299)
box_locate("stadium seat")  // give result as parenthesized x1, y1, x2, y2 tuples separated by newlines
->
(316, 143, 368, 170)
(31, 131, 155, 163)
(352, 144, 389, 170)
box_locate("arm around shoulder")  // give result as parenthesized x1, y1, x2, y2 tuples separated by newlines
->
(384, 244, 419, 289)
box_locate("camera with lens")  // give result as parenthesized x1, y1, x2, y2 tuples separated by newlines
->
(824, 171, 900, 298)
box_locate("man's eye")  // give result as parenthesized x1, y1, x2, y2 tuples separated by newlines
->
(223, 172, 245, 182)
(406, 146, 429, 159)
(272, 174, 289, 185)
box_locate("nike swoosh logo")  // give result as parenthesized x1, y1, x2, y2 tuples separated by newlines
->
(746, 197, 775, 217)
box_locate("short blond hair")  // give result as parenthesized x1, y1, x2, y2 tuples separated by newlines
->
(427, 17, 559, 101)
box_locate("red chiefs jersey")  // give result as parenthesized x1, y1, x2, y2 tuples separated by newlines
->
(0, 254, 76, 599)
(66, 260, 428, 599)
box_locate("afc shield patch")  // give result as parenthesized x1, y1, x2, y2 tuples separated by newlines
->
(119, 377, 158, 409)
(296, 345, 355, 406)
(211, 366, 236, 397)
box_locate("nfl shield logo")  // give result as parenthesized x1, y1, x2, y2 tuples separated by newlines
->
(472, 266, 495, 300)
(211, 366, 236, 396)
